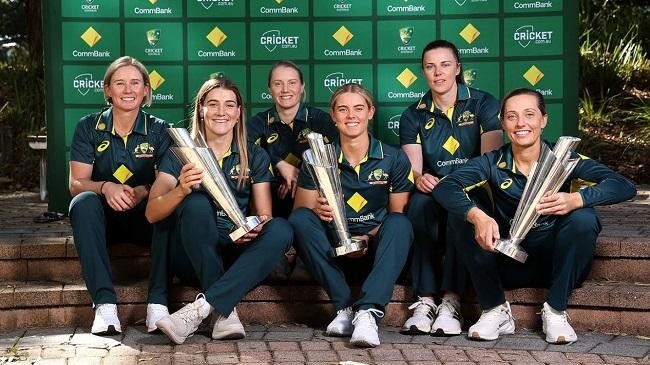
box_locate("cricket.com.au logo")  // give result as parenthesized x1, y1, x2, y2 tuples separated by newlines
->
(133, 0, 172, 15)
(387, 114, 401, 137)
(73, 73, 103, 96)
(81, 0, 100, 13)
(323, 72, 363, 93)
(196, 0, 234, 10)
(145, 29, 163, 56)
(398, 26, 416, 54)
(333, 0, 352, 12)
(260, 30, 299, 52)
(514, 25, 553, 48)
(453, 0, 489, 5)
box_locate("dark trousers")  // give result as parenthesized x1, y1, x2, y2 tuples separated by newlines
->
(289, 208, 412, 314)
(452, 208, 602, 310)
(148, 192, 293, 316)
(271, 180, 294, 219)
(69, 191, 152, 305)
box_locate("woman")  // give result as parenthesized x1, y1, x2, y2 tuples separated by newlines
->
(248, 60, 338, 217)
(433, 88, 636, 343)
(68, 56, 172, 335)
(289, 83, 414, 348)
(145, 77, 293, 344)
(399, 39, 503, 336)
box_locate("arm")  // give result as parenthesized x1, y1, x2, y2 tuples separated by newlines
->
(466, 206, 500, 251)
(480, 130, 503, 154)
(145, 163, 203, 223)
(388, 192, 409, 213)
(402, 144, 438, 193)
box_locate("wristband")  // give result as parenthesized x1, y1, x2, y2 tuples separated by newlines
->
(100, 181, 108, 196)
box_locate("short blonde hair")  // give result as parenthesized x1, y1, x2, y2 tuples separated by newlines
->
(103, 56, 153, 107)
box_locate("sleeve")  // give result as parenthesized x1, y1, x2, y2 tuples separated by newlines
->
(399, 106, 420, 145)
(69, 116, 96, 164)
(570, 154, 637, 207)
(477, 93, 501, 133)
(296, 162, 317, 190)
(248, 145, 274, 184)
(311, 107, 338, 144)
(389, 148, 415, 193)
(154, 122, 173, 169)
(158, 150, 182, 180)
(246, 113, 267, 147)
(433, 154, 493, 218)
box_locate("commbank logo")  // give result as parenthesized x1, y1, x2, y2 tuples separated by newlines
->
(206, 26, 227, 47)
(149, 70, 166, 91)
(514, 25, 553, 48)
(459, 23, 480, 44)
(149, 0, 158, 4)
(332, 26, 354, 46)
(323, 72, 362, 93)
(73, 73, 103, 96)
(260, 29, 299, 52)
(396, 68, 417, 88)
(275, 0, 284, 4)
(80, 27, 102, 47)
(146, 29, 161, 47)
(523, 65, 544, 86)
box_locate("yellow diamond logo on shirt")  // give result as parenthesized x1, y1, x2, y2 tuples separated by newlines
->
(347, 192, 368, 213)
(80, 27, 102, 47)
(333, 26, 354, 46)
(113, 165, 133, 184)
(149, 70, 165, 91)
(206, 26, 227, 47)
(523, 65, 544, 86)
(396, 68, 418, 88)
(442, 136, 460, 155)
(459, 23, 480, 44)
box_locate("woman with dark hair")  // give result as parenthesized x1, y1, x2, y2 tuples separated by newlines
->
(144, 77, 293, 344)
(248, 60, 338, 217)
(68, 56, 171, 335)
(433, 88, 636, 343)
(400, 39, 504, 336)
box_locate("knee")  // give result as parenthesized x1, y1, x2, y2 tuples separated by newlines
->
(262, 217, 293, 251)
(69, 191, 103, 218)
(379, 213, 413, 249)
(561, 208, 601, 235)
(288, 207, 319, 231)
(178, 192, 214, 222)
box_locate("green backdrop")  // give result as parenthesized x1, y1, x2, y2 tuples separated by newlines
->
(43, 0, 578, 212)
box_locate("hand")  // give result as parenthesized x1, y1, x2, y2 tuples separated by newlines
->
(345, 235, 370, 258)
(537, 192, 583, 216)
(467, 207, 500, 252)
(103, 182, 136, 212)
(178, 163, 204, 196)
(276, 161, 299, 199)
(234, 215, 270, 244)
(416, 173, 439, 193)
(313, 196, 334, 222)
(131, 185, 149, 206)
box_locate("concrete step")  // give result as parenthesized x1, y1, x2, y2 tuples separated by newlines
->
(1, 280, 648, 335)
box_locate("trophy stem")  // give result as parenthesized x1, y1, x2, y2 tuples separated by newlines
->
(494, 238, 528, 263)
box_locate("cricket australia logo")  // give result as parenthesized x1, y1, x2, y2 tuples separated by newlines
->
(297, 128, 312, 144)
(134, 142, 154, 158)
(457, 111, 476, 127)
(368, 169, 389, 185)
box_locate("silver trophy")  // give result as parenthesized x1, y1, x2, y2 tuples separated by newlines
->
(302, 132, 367, 257)
(167, 128, 262, 241)
(495, 136, 581, 263)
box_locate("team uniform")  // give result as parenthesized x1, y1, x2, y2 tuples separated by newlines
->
(399, 84, 501, 299)
(69, 107, 171, 305)
(147, 142, 292, 318)
(289, 135, 415, 317)
(432, 142, 637, 311)
(248, 104, 338, 217)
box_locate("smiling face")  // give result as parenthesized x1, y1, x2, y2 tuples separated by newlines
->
(422, 47, 460, 97)
(501, 93, 548, 149)
(104, 65, 149, 113)
(268, 65, 304, 111)
(331, 91, 375, 139)
(201, 87, 241, 140)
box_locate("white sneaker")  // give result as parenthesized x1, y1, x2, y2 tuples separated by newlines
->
(541, 302, 577, 344)
(432, 297, 463, 336)
(468, 301, 515, 341)
(212, 308, 246, 340)
(401, 297, 436, 334)
(146, 303, 169, 333)
(350, 308, 384, 348)
(91, 304, 122, 335)
(326, 306, 354, 336)
(155, 294, 213, 344)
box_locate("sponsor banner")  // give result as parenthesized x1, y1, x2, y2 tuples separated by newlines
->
(124, 22, 184, 61)
(64, 108, 98, 148)
(377, 0, 435, 16)
(504, 16, 563, 56)
(61, 0, 119, 17)
(313, 21, 372, 60)
(143, 65, 184, 105)
(377, 64, 427, 103)
(249, 107, 269, 119)
(147, 108, 188, 127)
(376, 20, 434, 60)
(440, 18, 499, 59)
(313, 0, 372, 17)
(375, 106, 407, 146)
(250, 64, 311, 104)
(250, 22, 309, 60)
(503, 60, 563, 99)
(441, 0, 499, 14)
(187, 65, 248, 103)
(187, 0, 245, 17)
(461, 61, 500, 98)
(505, 0, 562, 13)
(125, 0, 181, 18)
(250, 0, 309, 18)
(187, 22, 246, 61)
(63, 65, 107, 104)
(61, 22, 119, 61)
(313, 64, 373, 103)
(542, 103, 563, 140)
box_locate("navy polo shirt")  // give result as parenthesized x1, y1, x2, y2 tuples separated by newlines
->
(70, 107, 172, 187)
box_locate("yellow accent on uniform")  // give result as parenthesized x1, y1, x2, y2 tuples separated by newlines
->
(462, 180, 487, 194)
(442, 136, 460, 155)
(523, 65, 544, 86)
(353, 154, 368, 175)
(97, 123, 106, 131)
(570, 178, 596, 193)
(500, 178, 513, 189)
(332, 26, 354, 46)
(218, 148, 232, 168)
(407, 168, 414, 184)
(415, 133, 421, 144)
(267, 133, 279, 143)
(578, 153, 590, 160)
(284, 153, 300, 167)
(268, 163, 274, 175)
(445, 106, 455, 120)
(347, 192, 368, 213)
(97, 140, 110, 152)
(81, 27, 101, 47)
(206, 26, 227, 47)
(425, 118, 435, 130)
(255, 138, 261, 145)
(113, 165, 133, 183)
(396, 68, 418, 88)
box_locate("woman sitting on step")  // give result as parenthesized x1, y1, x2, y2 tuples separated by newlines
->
(144, 76, 293, 344)
(432, 88, 637, 344)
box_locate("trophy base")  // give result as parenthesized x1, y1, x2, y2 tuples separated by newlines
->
(331, 238, 367, 257)
(495, 239, 528, 263)
(229, 216, 263, 241)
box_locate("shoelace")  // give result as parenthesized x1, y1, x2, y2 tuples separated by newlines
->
(436, 300, 458, 317)
(336, 306, 353, 317)
(149, 305, 168, 317)
(481, 304, 510, 322)
(176, 294, 207, 327)
(96, 304, 117, 317)
(352, 308, 384, 326)
(541, 307, 571, 326)
(408, 297, 436, 317)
